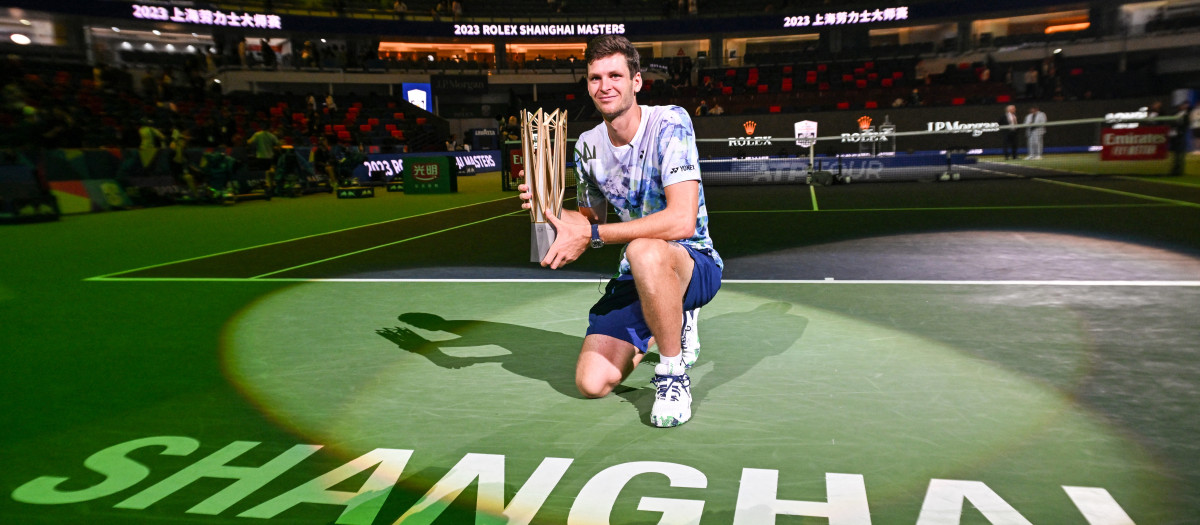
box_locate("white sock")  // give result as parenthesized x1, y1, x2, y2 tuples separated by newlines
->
(657, 354, 686, 375)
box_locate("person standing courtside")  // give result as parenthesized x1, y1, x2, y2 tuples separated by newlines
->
(518, 35, 722, 428)
(1000, 104, 1019, 160)
(1025, 105, 1046, 160)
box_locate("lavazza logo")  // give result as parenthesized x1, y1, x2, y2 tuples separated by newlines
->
(728, 121, 774, 146)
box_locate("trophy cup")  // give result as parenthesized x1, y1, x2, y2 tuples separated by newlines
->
(521, 108, 568, 263)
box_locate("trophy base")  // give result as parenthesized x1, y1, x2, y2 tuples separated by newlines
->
(531, 222, 557, 263)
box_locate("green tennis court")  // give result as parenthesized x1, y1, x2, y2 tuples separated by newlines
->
(3, 168, 1199, 524)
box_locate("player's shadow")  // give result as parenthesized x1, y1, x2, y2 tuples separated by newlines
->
(376, 312, 585, 398)
(615, 302, 808, 425)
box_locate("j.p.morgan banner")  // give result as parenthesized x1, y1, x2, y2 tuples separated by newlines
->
(1100, 126, 1169, 160)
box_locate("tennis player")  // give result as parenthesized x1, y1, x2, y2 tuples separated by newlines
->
(519, 35, 721, 427)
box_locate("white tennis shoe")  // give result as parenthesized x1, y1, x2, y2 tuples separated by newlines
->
(650, 361, 692, 428)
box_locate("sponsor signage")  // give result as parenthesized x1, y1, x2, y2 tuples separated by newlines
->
(1100, 126, 1169, 160)
(336, 187, 375, 198)
(794, 120, 818, 147)
(841, 131, 888, 143)
(431, 75, 487, 95)
(404, 156, 456, 194)
(453, 23, 624, 37)
(925, 121, 1000, 136)
(402, 83, 432, 112)
(454, 153, 497, 175)
(728, 121, 773, 147)
(132, 4, 282, 29)
(1105, 109, 1150, 129)
(783, 6, 908, 30)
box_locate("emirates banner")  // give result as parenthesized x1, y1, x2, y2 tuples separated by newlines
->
(1101, 126, 1170, 161)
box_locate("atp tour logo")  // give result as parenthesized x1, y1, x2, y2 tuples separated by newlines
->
(728, 121, 773, 147)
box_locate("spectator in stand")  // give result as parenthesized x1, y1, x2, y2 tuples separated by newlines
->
(1023, 66, 1039, 98)
(432, 1, 446, 21)
(138, 118, 165, 168)
(452, 0, 463, 21)
(325, 93, 337, 112)
(261, 39, 276, 69)
(502, 115, 521, 142)
(247, 127, 281, 187)
(445, 133, 460, 151)
(394, 0, 407, 20)
(695, 100, 709, 116)
(709, 102, 724, 115)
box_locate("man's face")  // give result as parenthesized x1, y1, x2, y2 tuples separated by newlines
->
(587, 53, 641, 121)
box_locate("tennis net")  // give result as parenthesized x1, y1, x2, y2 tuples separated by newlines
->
(696, 115, 1187, 186)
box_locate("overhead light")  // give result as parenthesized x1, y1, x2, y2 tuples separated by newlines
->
(320, 38, 326, 43)
(19, 19, 31, 25)
(121, 41, 132, 49)
(1045, 22, 1090, 34)
(112, 27, 120, 32)
(213, 78, 222, 84)
(143, 43, 154, 50)
(1053, 48, 1062, 54)
(11, 34, 31, 45)
(192, 33, 199, 37)
(165, 44, 176, 52)
(152, 30, 161, 36)
(186, 45, 196, 52)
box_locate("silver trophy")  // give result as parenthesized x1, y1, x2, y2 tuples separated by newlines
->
(521, 108, 568, 263)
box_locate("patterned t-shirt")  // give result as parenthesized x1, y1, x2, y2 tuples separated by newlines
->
(575, 105, 721, 276)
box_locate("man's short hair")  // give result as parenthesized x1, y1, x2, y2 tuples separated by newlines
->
(585, 35, 640, 77)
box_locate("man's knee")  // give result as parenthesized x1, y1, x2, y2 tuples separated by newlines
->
(627, 238, 678, 275)
(576, 373, 616, 399)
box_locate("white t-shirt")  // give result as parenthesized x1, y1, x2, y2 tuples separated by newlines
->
(574, 105, 720, 275)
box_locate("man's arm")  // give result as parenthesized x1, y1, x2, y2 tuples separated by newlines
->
(542, 181, 698, 269)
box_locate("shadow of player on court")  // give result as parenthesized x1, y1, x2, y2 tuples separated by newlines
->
(377, 303, 806, 421)
(615, 302, 808, 425)
(376, 312, 586, 398)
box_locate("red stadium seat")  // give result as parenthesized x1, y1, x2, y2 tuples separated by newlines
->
(757, 84, 768, 93)
(881, 78, 893, 88)
(416, 117, 427, 126)
(864, 101, 878, 109)
(386, 124, 397, 131)
(769, 105, 781, 113)
(360, 124, 372, 132)
(855, 79, 867, 89)
(951, 97, 966, 105)
(391, 130, 405, 139)
(836, 101, 850, 110)
(722, 86, 733, 95)
(333, 124, 346, 132)
(368, 118, 379, 126)
(393, 112, 405, 120)
(996, 94, 1012, 103)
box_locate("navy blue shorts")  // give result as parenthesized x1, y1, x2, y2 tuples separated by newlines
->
(586, 244, 721, 352)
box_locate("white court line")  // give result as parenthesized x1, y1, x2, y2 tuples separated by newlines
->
(88, 277, 1200, 286)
